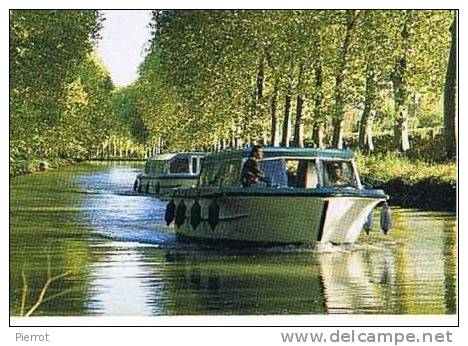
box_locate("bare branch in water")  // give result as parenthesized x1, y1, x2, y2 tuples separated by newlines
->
(19, 250, 72, 317)
(24, 271, 71, 317)
(19, 270, 27, 317)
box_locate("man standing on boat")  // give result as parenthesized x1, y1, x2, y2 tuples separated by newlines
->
(241, 145, 268, 187)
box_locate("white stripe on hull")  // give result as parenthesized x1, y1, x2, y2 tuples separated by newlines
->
(172, 196, 384, 244)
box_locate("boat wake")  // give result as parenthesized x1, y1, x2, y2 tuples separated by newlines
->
(90, 225, 177, 247)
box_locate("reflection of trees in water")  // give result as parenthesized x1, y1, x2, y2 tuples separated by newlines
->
(442, 217, 457, 314)
(390, 210, 456, 314)
(141, 249, 327, 315)
(10, 166, 122, 316)
(319, 249, 398, 314)
(10, 237, 94, 316)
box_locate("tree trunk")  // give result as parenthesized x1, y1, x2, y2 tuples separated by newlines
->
(234, 124, 242, 149)
(281, 81, 292, 147)
(392, 63, 411, 152)
(393, 108, 410, 152)
(312, 63, 324, 148)
(113, 136, 117, 158)
(332, 109, 343, 149)
(231, 127, 236, 149)
(270, 78, 280, 147)
(293, 63, 305, 148)
(392, 20, 411, 152)
(358, 70, 377, 152)
(444, 11, 457, 159)
(294, 94, 305, 147)
(312, 123, 324, 149)
(256, 54, 265, 103)
(332, 10, 359, 149)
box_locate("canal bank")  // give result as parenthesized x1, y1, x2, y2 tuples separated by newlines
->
(357, 154, 456, 212)
(9, 157, 80, 177)
(9, 157, 146, 177)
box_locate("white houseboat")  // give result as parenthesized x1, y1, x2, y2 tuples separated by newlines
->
(164, 148, 391, 245)
(134, 152, 207, 196)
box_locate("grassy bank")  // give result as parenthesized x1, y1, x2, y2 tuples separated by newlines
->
(356, 153, 456, 211)
(9, 157, 79, 177)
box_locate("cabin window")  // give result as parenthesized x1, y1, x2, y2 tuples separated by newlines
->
(200, 161, 221, 185)
(258, 159, 288, 187)
(297, 160, 319, 188)
(154, 162, 167, 174)
(284, 160, 319, 188)
(191, 157, 198, 174)
(145, 161, 166, 174)
(218, 160, 242, 186)
(322, 160, 357, 188)
(285, 160, 299, 187)
(200, 160, 241, 186)
(257, 159, 319, 188)
(169, 158, 190, 174)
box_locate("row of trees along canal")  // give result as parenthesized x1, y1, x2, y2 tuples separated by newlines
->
(10, 10, 457, 173)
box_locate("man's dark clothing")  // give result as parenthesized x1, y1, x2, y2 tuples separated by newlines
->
(241, 157, 264, 187)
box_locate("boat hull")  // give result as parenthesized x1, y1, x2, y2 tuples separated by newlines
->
(171, 189, 386, 245)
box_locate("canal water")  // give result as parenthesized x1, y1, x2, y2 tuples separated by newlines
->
(10, 162, 457, 316)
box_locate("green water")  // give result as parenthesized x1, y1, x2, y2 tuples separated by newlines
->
(10, 162, 457, 316)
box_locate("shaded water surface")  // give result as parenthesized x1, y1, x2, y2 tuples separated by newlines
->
(10, 162, 457, 315)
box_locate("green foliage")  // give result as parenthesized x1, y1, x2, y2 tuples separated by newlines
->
(356, 151, 456, 210)
(10, 10, 117, 165)
(10, 10, 456, 169)
(356, 151, 456, 187)
(135, 10, 453, 153)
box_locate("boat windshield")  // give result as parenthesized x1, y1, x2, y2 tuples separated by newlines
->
(199, 157, 357, 189)
(321, 160, 357, 188)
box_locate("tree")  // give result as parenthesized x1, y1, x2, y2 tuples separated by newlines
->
(443, 10, 457, 159)
(131, 10, 452, 156)
(10, 10, 105, 160)
(331, 10, 362, 149)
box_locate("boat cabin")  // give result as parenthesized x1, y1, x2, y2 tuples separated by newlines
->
(199, 147, 362, 189)
(144, 152, 206, 177)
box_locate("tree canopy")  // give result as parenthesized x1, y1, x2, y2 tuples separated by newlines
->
(10, 10, 457, 166)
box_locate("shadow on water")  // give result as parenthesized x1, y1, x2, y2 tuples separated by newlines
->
(10, 162, 457, 316)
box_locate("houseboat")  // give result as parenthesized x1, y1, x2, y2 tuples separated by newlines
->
(134, 152, 207, 197)
(164, 147, 391, 245)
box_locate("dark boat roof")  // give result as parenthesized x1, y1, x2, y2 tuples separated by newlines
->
(203, 147, 354, 163)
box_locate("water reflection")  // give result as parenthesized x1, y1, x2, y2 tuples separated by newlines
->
(133, 249, 325, 315)
(320, 249, 397, 314)
(86, 243, 163, 316)
(392, 211, 457, 314)
(10, 162, 457, 316)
